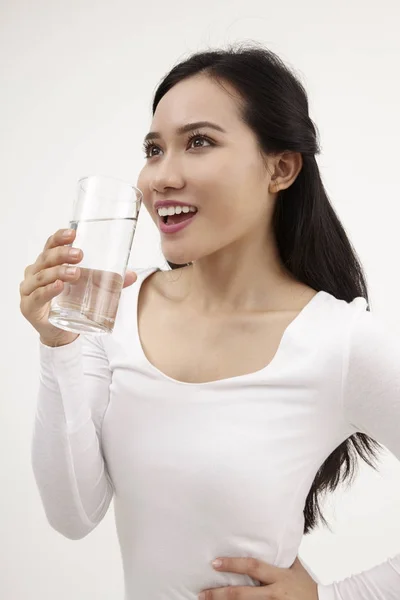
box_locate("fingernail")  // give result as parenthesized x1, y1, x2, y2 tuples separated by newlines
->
(212, 559, 222, 568)
(69, 248, 80, 257)
(198, 594, 205, 600)
(63, 229, 74, 237)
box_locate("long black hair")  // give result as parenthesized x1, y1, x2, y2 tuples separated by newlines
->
(151, 42, 384, 535)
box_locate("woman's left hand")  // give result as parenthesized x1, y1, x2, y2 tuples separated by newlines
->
(199, 555, 319, 599)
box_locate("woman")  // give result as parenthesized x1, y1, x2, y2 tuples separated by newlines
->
(20, 43, 400, 599)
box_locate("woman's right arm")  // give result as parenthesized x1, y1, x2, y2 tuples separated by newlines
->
(20, 227, 136, 540)
(32, 332, 113, 540)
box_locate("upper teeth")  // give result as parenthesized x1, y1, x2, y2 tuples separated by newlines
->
(157, 206, 197, 217)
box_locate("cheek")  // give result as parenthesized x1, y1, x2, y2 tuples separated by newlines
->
(217, 160, 267, 218)
(202, 153, 261, 199)
(201, 174, 266, 234)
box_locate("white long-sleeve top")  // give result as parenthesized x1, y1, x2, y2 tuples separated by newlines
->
(32, 266, 400, 599)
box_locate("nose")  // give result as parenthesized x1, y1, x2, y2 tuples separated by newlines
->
(150, 156, 184, 194)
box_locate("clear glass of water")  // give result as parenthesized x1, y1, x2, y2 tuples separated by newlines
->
(48, 175, 142, 335)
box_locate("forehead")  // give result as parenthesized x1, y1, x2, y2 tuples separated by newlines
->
(151, 75, 243, 131)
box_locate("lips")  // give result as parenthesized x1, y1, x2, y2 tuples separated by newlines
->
(159, 211, 197, 234)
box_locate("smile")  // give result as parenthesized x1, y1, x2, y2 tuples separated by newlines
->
(159, 210, 198, 234)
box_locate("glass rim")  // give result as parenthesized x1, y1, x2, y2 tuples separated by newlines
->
(78, 174, 143, 202)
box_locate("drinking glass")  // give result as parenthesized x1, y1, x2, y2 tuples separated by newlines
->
(48, 175, 142, 335)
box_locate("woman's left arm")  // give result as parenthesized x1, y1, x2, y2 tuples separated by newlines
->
(202, 307, 400, 600)
(318, 307, 400, 599)
(200, 311, 400, 600)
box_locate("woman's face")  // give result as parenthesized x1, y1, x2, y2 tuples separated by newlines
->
(137, 74, 276, 266)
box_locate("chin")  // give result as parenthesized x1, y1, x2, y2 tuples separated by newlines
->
(162, 244, 202, 267)
(161, 229, 230, 266)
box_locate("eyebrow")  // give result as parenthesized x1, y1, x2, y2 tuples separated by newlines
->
(143, 121, 227, 142)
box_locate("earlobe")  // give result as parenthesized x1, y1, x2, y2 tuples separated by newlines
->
(269, 173, 281, 194)
(270, 176, 280, 194)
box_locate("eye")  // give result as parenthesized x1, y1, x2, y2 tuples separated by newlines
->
(142, 132, 215, 159)
(187, 133, 213, 149)
(142, 140, 161, 159)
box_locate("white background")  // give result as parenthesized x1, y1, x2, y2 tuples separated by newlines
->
(1, 0, 400, 598)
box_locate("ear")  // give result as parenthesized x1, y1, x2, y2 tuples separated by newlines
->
(269, 152, 303, 193)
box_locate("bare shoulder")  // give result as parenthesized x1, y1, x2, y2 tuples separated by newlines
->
(289, 283, 320, 310)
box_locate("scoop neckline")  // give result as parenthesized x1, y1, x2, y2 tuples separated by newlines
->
(134, 267, 326, 387)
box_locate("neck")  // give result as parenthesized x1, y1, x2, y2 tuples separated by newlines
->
(180, 237, 296, 315)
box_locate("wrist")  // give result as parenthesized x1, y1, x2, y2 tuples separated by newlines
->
(40, 333, 80, 347)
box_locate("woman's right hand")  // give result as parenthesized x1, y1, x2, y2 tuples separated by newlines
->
(19, 228, 84, 347)
(20, 228, 139, 347)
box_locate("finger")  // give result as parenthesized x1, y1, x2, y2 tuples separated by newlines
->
(21, 278, 66, 312)
(212, 557, 282, 585)
(43, 228, 76, 252)
(31, 245, 83, 276)
(122, 270, 137, 288)
(31, 227, 78, 275)
(20, 264, 81, 297)
(200, 585, 271, 599)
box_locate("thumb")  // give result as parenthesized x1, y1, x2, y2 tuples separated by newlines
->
(123, 270, 138, 288)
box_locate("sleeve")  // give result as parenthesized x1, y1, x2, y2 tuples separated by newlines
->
(317, 308, 400, 600)
(31, 333, 113, 540)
